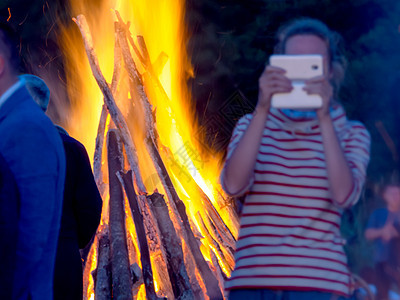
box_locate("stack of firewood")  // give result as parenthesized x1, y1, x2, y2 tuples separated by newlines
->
(73, 13, 238, 300)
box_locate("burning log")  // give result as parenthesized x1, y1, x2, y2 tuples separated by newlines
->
(73, 14, 146, 193)
(93, 104, 109, 196)
(94, 226, 111, 300)
(84, 39, 123, 264)
(202, 213, 235, 271)
(162, 146, 236, 254)
(114, 16, 156, 143)
(137, 194, 175, 299)
(117, 170, 158, 300)
(93, 25, 123, 197)
(195, 212, 233, 277)
(107, 130, 133, 299)
(147, 192, 194, 299)
(114, 14, 224, 299)
(75, 11, 240, 300)
(198, 191, 236, 252)
(148, 141, 223, 299)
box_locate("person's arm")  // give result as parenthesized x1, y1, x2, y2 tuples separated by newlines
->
(365, 227, 384, 241)
(68, 138, 102, 249)
(366, 223, 399, 242)
(222, 65, 292, 195)
(304, 76, 370, 207)
(6, 121, 64, 298)
(318, 114, 354, 206)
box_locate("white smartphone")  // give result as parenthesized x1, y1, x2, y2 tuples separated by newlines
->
(269, 54, 323, 109)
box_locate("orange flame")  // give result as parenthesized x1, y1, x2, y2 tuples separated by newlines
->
(58, 0, 239, 298)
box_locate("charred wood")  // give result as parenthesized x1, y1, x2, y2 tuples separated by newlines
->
(148, 144, 223, 299)
(118, 170, 158, 300)
(195, 213, 233, 276)
(94, 227, 112, 300)
(148, 192, 194, 299)
(114, 15, 223, 297)
(107, 130, 133, 300)
(138, 194, 174, 299)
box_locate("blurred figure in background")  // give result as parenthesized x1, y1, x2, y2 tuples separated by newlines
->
(22, 73, 103, 300)
(0, 153, 20, 300)
(364, 183, 400, 300)
(220, 18, 370, 300)
(0, 22, 66, 300)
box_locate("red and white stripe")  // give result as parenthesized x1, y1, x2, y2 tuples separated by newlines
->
(221, 105, 370, 297)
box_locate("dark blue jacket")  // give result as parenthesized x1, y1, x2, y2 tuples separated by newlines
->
(0, 84, 65, 300)
(54, 132, 102, 300)
(0, 153, 20, 300)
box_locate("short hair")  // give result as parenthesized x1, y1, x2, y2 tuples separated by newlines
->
(0, 21, 20, 74)
(274, 18, 347, 97)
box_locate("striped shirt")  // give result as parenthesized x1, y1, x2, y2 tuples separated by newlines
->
(220, 105, 371, 297)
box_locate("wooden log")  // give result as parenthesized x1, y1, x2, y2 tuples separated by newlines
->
(93, 23, 122, 196)
(114, 15, 223, 298)
(114, 16, 156, 143)
(136, 26, 240, 249)
(198, 191, 236, 250)
(195, 213, 233, 277)
(93, 104, 109, 197)
(81, 34, 124, 266)
(107, 129, 133, 300)
(202, 213, 235, 271)
(117, 170, 158, 300)
(124, 232, 145, 297)
(73, 14, 146, 193)
(137, 194, 174, 300)
(162, 145, 236, 252)
(94, 226, 111, 300)
(130, 263, 144, 296)
(148, 143, 223, 299)
(217, 190, 240, 238)
(147, 192, 194, 299)
(210, 249, 226, 296)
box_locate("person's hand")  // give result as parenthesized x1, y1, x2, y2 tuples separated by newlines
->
(381, 223, 399, 242)
(256, 65, 292, 114)
(303, 75, 333, 119)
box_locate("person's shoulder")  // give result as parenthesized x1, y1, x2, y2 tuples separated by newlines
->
(59, 131, 84, 148)
(235, 113, 253, 126)
(346, 119, 369, 131)
(333, 105, 370, 141)
(59, 131, 90, 162)
(4, 92, 51, 129)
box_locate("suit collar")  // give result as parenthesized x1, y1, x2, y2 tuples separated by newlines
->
(0, 85, 32, 123)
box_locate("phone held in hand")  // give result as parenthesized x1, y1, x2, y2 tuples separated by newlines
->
(269, 54, 323, 109)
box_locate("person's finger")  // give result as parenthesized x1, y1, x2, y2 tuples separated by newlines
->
(305, 75, 326, 84)
(270, 86, 293, 94)
(262, 79, 293, 91)
(303, 82, 332, 93)
(260, 73, 292, 86)
(265, 65, 287, 74)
